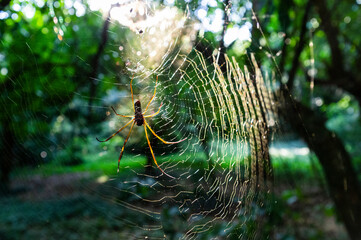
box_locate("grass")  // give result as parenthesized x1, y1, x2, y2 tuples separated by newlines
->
(3, 149, 349, 240)
(272, 154, 324, 183)
(11, 150, 211, 179)
(0, 195, 155, 240)
(12, 152, 147, 178)
(11, 147, 321, 183)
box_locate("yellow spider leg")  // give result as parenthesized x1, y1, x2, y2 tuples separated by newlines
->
(130, 75, 135, 112)
(117, 121, 135, 172)
(144, 103, 162, 118)
(143, 75, 158, 114)
(144, 120, 186, 144)
(111, 106, 133, 118)
(144, 123, 175, 179)
(96, 119, 133, 142)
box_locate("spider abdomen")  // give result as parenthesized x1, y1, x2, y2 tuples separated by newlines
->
(135, 113, 144, 126)
(134, 100, 144, 126)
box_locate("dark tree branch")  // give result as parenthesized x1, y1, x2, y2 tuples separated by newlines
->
(341, 32, 361, 55)
(314, 0, 361, 93)
(286, 0, 312, 91)
(308, 76, 361, 100)
(314, 0, 344, 72)
(0, 119, 14, 193)
(281, 94, 361, 240)
(218, 0, 232, 73)
(0, 0, 11, 10)
(87, 3, 120, 121)
(278, 1, 361, 239)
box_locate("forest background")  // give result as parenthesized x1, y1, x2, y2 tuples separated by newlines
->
(1, 0, 361, 239)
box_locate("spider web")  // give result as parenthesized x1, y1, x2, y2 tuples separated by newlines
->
(2, 0, 283, 239)
(82, 1, 278, 239)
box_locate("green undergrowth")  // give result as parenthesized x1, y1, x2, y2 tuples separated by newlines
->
(0, 195, 161, 240)
(5, 151, 347, 240)
(11, 149, 323, 184)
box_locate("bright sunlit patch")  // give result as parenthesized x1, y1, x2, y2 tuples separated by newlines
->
(74, 0, 86, 17)
(314, 97, 323, 107)
(40, 151, 47, 158)
(53, 1, 60, 8)
(310, 18, 319, 29)
(270, 147, 310, 157)
(64, 0, 73, 9)
(1, 68, 8, 76)
(35, 0, 45, 8)
(201, 0, 217, 7)
(12, 3, 21, 11)
(108, 120, 115, 128)
(203, 8, 224, 32)
(88, 0, 191, 70)
(98, 151, 107, 157)
(196, 8, 207, 19)
(22, 3, 36, 19)
(270, 140, 310, 158)
(109, 2, 183, 34)
(57, 115, 64, 122)
(88, 0, 120, 12)
(224, 24, 251, 47)
(344, 16, 351, 24)
(164, 0, 175, 5)
(11, 13, 18, 20)
(97, 175, 109, 183)
(149, 50, 156, 57)
(0, 11, 9, 19)
(245, 1, 253, 9)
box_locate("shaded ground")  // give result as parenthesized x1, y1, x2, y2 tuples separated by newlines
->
(0, 171, 348, 240)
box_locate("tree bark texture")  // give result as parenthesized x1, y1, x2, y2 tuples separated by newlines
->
(1, 121, 14, 193)
(87, 3, 120, 121)
(275, 0, 361, 238)
(282, 94, 361, 240)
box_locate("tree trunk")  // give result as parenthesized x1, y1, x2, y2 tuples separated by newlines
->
(0, 0, 11, 10)
(282, 93, 361, 240)
(218, 0, 231, 73)
(87, 4, 120, 121)
(1, 121, 14, 193)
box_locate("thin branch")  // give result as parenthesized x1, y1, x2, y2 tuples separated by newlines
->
(218, 0, 232, 73)
(286, 0, 312, 91)
(0, 0, 11, 10)
(314, 0, 344, 71)
(87, 3, 120, 120)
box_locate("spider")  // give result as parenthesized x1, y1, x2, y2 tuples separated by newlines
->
(96, 76, 186, 179)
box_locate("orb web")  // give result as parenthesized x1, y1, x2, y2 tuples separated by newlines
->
(3, 1, 281, 239)
(87, 2, 278, 235)
(64, 2, 277, 239)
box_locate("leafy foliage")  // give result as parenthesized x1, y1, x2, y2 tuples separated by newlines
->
(1, 0, 361, 239)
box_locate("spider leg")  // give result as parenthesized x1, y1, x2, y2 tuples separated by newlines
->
(96, 119, 133, 142)
(130, 75, 135, 112)
(111, 106, 133, 118)
(144, 124, 175, 179)
(144, 103, 162, 118)
(143, 75, 158, 115)
(144, 120, 187, 144)
(117, 121, 135, 173)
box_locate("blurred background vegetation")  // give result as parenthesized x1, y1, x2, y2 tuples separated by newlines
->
(1, 0, 361, 239)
